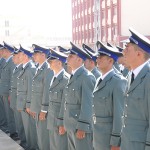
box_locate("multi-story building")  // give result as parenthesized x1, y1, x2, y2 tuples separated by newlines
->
(72, 0, 95, 47)
(72, 0, 150, 48)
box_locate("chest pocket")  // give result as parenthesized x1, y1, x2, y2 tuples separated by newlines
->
(130, 89, 144, 101)
(97, 88, 110, 101)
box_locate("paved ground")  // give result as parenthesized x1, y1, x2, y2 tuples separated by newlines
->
(0, 130, 23, 150)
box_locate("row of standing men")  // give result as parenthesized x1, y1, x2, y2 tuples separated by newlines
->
(0, 27, 149, 150)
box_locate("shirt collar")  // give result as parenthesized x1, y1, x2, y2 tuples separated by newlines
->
(54, 69, 64, 78)
(101, 69, 113, 80)
(23, 61, 29, 68)
(5, 55, 12, 62)
(132, 59, 149, 79)
(72, 65, 83, 75)
(37, 61, 46, 70)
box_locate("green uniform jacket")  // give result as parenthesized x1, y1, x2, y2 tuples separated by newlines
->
(64, 66, 96, 133)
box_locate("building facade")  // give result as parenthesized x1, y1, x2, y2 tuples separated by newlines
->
(72, 0, 150, 48)
(72, 0, 95, 47)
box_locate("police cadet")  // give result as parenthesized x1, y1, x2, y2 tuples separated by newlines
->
(28, 44, 53, 150)
(47, 49, 70, 150)
(63, 42, 96, 150)
(121, 28, 150, 150)
(0, 42, 19, 140)
(16, 45, 38, 150)
(58, 46, 72, 74)
(82, 43, 101, 79)
(0, 44, 8, 133)
(116, 46, 129, 77)
(92, 41, 127, 150)
(10, 47, 27, 148)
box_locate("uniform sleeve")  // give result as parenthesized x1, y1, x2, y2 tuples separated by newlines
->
(57, 77, 69, 126)
(110, 78, 127, 146)
(76, 75, 96, 132)
(57, 88, 65, 126)
(145, 74, 150, 150)
(26, 68, 35, 108)
(9, 62, 16, 95)
(41, 70, 54, 111)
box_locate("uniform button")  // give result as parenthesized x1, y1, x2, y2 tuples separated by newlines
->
(125, 115, 127, 117)
(126, 94, 129, 97)
(75, 114, 77, 117)
(123, 125, 126, 128)
(73, 89, 74, 91)
(125, 104, 127, 107)
(92, 105, 94, 107)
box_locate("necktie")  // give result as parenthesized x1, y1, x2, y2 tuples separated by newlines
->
(13, 67, 17, 73)
(130, 72, 134, 85)
(97, 78, 102, 87)
(35, 68, 39, 75)
(53, 77, 56, 83)
(70, 74, 73, 80)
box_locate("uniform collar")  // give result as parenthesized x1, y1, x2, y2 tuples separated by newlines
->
(101, 69, 113, 80)
(72, 65, 83, 75)
(132, 59, 149, 79)
(54, 69, 64, 78)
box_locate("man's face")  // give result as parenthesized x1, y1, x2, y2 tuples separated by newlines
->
(96, 55, 111, 71)
(12, 53, 20, 64)
(32, 52, 41, 63)
(18, 52, 25, 64)
(123, 43, 138, 67)
(84, 58, 91, 69)
(0, 50, 4, 58)
(67, 54, 79, 69)
(117, 56, 125, 65)
(2, 49, 9, 58)
(49, 59, 60, 71)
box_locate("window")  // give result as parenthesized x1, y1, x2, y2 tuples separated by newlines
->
(108, 27, 111, 40)
(5, 20, 9, 27)
(89, 23, 91, 29)
(85, 24, 87, 30)
(88, 7, 91, 14)
(114, 7, 117, 15)
(85, 9, 87, 15)
(5, 30, 9, 36)
(78, 12, 80, 18)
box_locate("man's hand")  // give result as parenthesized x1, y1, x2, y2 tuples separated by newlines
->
(30, 111, 36, 119)
(58, 126, 66, 135)
(39, 112, 46, 121)
(111, 146, 120, 150)
(76, 129, 86, 139)
(26, 108, 30, 114)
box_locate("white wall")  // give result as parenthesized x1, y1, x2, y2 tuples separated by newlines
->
(121, 0, 150, 36)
